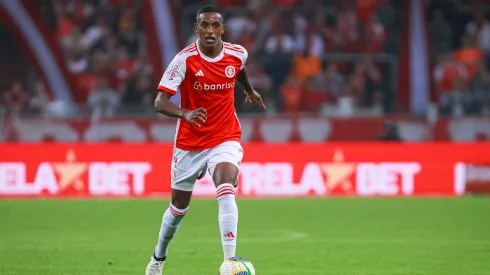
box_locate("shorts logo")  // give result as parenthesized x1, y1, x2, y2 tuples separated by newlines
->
(225, 65, 235, 78)
(194, 81, 203, 90)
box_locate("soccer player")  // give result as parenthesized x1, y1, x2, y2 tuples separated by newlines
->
(145, 5, 266, 275)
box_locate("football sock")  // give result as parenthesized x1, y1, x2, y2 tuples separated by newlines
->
(154, 203, 188, 259)
(216, 183, 238, 261)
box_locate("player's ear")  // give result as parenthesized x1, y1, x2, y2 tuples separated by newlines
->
(195, 23, 198, 33)
(221, 24, 225, 35)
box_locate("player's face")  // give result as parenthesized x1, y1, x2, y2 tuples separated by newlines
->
(196, 13, 224, 49)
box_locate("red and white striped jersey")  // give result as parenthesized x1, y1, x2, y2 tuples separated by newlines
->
(158, 40, 248, 151)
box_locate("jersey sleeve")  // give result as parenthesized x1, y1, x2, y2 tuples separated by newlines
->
(225, 43, 249, 70)
(238, 46, 248, 70)
(158, 54, 187, 95)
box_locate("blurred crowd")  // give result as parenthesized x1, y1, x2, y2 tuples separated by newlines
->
(181, 0, 402, 115)
(429, 0, 490, 116)
(0, 0, 489, 119)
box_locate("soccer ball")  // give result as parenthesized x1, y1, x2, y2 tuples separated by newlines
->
(219, 256, 255, 275)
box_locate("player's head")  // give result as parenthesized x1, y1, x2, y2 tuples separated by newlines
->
(195, 5, 224, 50)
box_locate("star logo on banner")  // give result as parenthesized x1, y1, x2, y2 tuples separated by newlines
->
(320, 150, 356, 193)
(52, 149, 88, 191)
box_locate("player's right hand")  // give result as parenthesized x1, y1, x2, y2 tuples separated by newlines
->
(183, 107, 207, 127)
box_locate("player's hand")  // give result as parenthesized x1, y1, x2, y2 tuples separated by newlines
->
(245, 90, 266, 109)
(183, 107, 207, 127)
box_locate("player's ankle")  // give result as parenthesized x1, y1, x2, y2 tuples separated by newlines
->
(153, 252, 166, 262)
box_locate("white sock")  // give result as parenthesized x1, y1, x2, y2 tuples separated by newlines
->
(216, 183, 238, 261)
(154, 203, 188, 259)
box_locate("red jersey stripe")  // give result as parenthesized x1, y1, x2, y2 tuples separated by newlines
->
(158, 85, 177, 95)
(224, 45, 244, 53)
(180, 46, 197, 54)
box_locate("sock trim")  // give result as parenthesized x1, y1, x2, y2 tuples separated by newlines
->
(216, 183, 235, 198)
(152, 252, 166, 262)
(169, 203, 188, 217)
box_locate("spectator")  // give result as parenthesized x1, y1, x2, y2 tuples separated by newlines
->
(54, 4, 74, 41)
(363, 14, 387, 53)
(318, 63, 345, 103)
(429, 9, 453, 56)
(361, 56, 384, 110)
(280, 77, 303, 113)
(246, 61, 273, 96)
(262, 24, 296, 54)
(336, 2, 360, 51)
(302, 76, 328, 113)
(454, 35, 484, 78)
(356, 0, 379, 24)
(84, 16, 109, 48)
(464, 10, 490, 54)
(225, 10, 257, 43)
(61, 24, 90, 57)
(123, 73, 153, 106)
(434, 52, 468, 94)
(336, 85, 356, 117)
(290, 32, 322, 81)
(3, 81, 28, 116)
(346, 62, 366, 103)
(28, 81, 50, 115)
(438, 76, 474, 116)
(470, 62, 490, 114)
(295, 24, 325, 57)
(87, 76, 120, 120)
(115, 47, 135, 86)
(133, 47, 154, 76)
(117, 20, 144, 56)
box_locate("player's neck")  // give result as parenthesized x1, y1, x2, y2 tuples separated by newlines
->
(198, 40, 223, 59)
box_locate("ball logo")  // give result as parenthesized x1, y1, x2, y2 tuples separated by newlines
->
(194, 81, 202, 90)
(225, 65, 235, 78)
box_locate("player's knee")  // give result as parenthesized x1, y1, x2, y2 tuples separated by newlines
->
(171, 188, 192, 209)
(213, 163, 239, 186)
(170, 199, 189, 210)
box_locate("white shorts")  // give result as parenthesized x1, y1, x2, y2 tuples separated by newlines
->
(170, 141, 244, 192)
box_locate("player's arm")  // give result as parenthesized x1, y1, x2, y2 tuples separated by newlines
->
(154, 92, 206, 127)
(236, 67, 266, 109)
(155, 55, 207, 127)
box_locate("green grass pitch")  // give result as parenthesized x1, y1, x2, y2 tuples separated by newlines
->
(1, 197, 489, 275)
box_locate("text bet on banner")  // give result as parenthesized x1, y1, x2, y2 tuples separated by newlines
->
(1, 143, 489, 198)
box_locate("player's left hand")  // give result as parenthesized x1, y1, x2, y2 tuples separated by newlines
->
(245, 90, 266, 109)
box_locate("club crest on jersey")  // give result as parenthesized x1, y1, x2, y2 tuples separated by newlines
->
(194, 81, 203, 90)
(225, 65, 236, 78)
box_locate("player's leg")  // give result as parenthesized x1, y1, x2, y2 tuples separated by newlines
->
(207, 141, 244, 261)
(214, 163, 240, 260)
(146, 149, 205, 275)
(153, 189, 192, 260)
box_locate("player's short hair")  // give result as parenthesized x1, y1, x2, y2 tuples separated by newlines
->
(196, 5, 224, 23)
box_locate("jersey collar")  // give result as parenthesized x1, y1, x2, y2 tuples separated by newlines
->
(195, 39, 225, 62)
